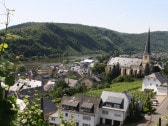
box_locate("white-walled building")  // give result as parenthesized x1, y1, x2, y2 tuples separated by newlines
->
(142, 72, 168, 95)
(9, 79, 42, 92)
(49, 91, 132, 126)
(49, 96, 101, 126)
(99, 91, 132, 126)
(70, 59, 95, 76)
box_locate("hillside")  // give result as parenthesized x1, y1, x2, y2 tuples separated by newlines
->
(0, 22, 168, 59)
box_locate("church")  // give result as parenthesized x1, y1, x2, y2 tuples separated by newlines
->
(105, 29, 151, 76)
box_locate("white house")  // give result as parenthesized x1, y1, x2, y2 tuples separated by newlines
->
(49, 95, 101, 126)
(70, 59, 95, 76)
(142, 72, 168, 95)
(99, 91, 132, 126)
(49, 91, 132, 126)
(9, 79, 42, 92)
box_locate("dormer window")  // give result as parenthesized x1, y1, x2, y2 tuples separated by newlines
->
(81, 102, 94, 113)
(114, 104, 120, 109)
(104, 96, 124, 109)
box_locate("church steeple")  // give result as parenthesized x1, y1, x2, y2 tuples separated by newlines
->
(144, 28, 151, 55)
(142, 28, 151, 69)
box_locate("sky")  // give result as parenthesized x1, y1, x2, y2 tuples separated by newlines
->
(0, 0, 168, 33)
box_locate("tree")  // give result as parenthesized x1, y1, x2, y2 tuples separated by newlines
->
(92, 62, 106, 74)
(56, 78, 68, 88)
(163, 62, 168, 76)
(0, 3, 48, 126)
(142, 93, 153, 114)
(105, 64, 120, 83)
(16, 64, 26, 73)
(0, 4, 17, 126)
(14, 94, 49, 126)
(128, 97, 142, 121)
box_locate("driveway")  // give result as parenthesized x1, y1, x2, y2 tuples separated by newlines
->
(129, 95, 168, 126)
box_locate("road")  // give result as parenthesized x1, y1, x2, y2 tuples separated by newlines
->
(153, 95, 168, 126)
(131, 96, 168, 126)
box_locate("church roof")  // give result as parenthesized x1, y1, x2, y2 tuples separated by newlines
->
(107, 57, 142, 67)
(144, 29, 151, 55)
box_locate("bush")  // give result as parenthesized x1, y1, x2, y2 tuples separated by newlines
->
(112, 75, 135, 83)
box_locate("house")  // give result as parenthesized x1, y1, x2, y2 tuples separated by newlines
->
(9, 79, 42, 92)
(80, 77, 95, 88)
(70, 59, 95, 76)
(49, 91, 132, 126)
(49, 95, 101, 126)
(65, 78, 79, 87)
(18, 86, 57, 119)
(142, 72, 168, 95)
(106, 29, 151, 76)
(99, 91, 133, 126)
(80, 75, 101, 88)
(44, 79, 56, 91)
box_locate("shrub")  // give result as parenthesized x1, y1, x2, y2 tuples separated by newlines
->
(112, 75, 135, 83)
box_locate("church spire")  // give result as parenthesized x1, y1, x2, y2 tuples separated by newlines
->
(144, 28, 151, 55)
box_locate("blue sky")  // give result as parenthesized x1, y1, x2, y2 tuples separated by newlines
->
(0, 0, 168, 33)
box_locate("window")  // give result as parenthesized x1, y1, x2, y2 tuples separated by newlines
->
(105, 103, 112, 107)
(83, 124, 90, 126)
(114, 113, 121, 117)
(51, 117, 55, 121)
(114, 104, 120, 108)
(144, 56, 147, 59)
(102, 110, 108, 115)
(65, 113, 68, 117)
(83, 115, 91, 120)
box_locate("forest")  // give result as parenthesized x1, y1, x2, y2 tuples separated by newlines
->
(1, 22, 168, 60)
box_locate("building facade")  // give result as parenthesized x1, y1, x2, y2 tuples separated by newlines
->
(142, 72, 168, 95)
(49, 91, 133, 126)
(106, 29, 151, 76)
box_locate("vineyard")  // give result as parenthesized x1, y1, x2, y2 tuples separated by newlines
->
(76, 79, 154, 102)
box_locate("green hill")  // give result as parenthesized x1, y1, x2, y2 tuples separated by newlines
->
(1, 22, 168, 59)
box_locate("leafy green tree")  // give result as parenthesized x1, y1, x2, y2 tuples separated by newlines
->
(16, 64, 26, 73)
(0, 5, 17, 126)
(14, 94, 49, 126)
(92, 62, 106, 74)
(163, 62, 168, 76)
(56, 78, 68, 88)
(105, 64, 120, 83)
(0, 4, 48, 126)
(128, 97, 142, 121)
(142, 94, 153, 114)
(58, 110, 76, 126)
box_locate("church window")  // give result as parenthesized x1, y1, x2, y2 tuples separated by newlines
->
(145, 56, 147, 59)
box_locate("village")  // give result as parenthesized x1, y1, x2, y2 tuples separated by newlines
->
(1, 30, 168, 126)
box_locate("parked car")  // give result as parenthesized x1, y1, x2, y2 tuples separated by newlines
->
(151, 100, 159, 106)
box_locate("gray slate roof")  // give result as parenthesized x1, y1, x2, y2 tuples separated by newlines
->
(101, 91, 132, 111)
(61, 96, 101, 115)
(146, 72, 168, 86)
(106, 96, 123, 104)
(107, 57, 142, 67)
